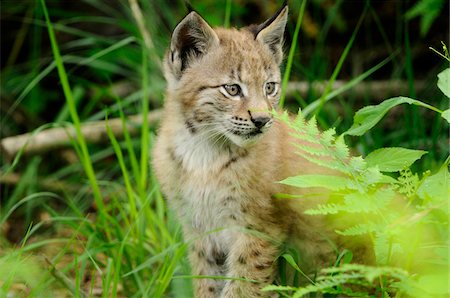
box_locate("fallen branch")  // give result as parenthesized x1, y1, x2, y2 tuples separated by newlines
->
(0, 110, 162, 159)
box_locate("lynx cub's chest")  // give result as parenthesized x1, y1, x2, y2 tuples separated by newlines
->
(172, 130, 256, 233)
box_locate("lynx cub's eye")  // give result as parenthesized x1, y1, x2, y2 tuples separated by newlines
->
(224, 84, 241, 97)
(265, 82, 277, 96)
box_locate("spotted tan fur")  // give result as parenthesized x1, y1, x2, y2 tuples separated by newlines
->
(153, 4, 364, 297)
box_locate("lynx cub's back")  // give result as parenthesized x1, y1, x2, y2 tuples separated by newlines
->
(153, 4, 344, 297)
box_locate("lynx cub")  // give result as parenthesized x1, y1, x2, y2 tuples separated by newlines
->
(153, 4, 347, 297)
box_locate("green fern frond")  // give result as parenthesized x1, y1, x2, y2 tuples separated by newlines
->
(321, 127, 337, 146)
(288, 132, 321, 144)
(334, 135, 350, 160)
(357, 167, 383, 186)
(306, 116, 320, 136)
(342, 188, 395, 214)
(348, 156, 367, 172)
(304, 203, 344, 215)
(291, 279, 345, 298)
(321, 264, 410, 282)
(292, 144, 328, 156)
(373, 232, 390, 265)
(294, 150, 351, 174)
(294, 110, 306, 127)
(395, 168, 420, 197)
(336, 222, 378, 236)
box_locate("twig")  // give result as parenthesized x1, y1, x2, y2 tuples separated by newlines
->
(0, 110, 162, 159)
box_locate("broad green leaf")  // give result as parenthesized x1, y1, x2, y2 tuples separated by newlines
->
(416, 272, 450, 295)
(442, 109, 450, 123)
(417, 166, 450, 205)
(365, 147, 427, 172)
(437, 68, 450, 98)
(279, 175, 352, 190)
(344, 97, 441, 136)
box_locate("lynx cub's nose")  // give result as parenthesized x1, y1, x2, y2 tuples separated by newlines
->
(251, 116, 271, 129)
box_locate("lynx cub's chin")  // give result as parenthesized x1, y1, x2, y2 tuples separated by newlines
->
(153, 4, 368, 298)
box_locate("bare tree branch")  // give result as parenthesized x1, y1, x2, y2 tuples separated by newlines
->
(0, 110, 162, 159)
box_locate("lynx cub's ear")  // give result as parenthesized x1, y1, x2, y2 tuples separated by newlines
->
(255, 4, 288, 64)
(167, 11, 219, 80)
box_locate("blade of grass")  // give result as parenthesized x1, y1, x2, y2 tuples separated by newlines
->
(302, 53, 395, 117)
(40, 0, 106, 226)
(279, 0, 307, 109)
(113, 94, 140, 186)
(105, 116, 139, 233)
(313, 2, 369, 116)
(139, 46, 149, 198)
(224, 0, 232, 28)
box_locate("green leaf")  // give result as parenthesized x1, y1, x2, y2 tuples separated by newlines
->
(442, 109, 450, 123)
(305, 203, 342, 215)
(417, 166, 450, 206)
(437, 68, 450, 98)
(336, 223, 378, 236)
(279, 175, 352, 191)
(405, 0, 445, 36)
(344, 97, 442, 136)
(281, 254, 303, 273)
(365, 147, 427, 172)
(415, 271, 450, 295)
(262, 285, 296, 292)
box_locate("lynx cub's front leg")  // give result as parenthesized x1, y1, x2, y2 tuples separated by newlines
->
(189, 239, 227, 297)
(221, 233, 279, 298)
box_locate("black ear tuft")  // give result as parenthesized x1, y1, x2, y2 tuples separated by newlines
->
(255, 5, 288, 64)
(184, 0, 195, 13)
(253, 2, 288, 39)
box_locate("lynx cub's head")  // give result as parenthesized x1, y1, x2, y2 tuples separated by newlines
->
(165, 4, 288, 147)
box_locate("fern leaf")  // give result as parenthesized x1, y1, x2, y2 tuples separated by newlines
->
(334, 135, 350, 160)
(336, 222, 378, 236)
(294, 110, 305, 127)
(349, 156, 367, 172)
(293, 144, 327, 156)
(306, 116, 320, 136)
(343, 192, 378, 213)
(262, 285, 296, 292)
(305, 203, 343, 215)
(280, 174, 353, 191)
(373, 232, 390, 265)
(289, 132, 321, 144)
(294, 150, 351, 174)
(357, 166, 383, 186)
(321, 127, 336, 146)
(396, 168, 420, 197)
